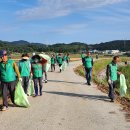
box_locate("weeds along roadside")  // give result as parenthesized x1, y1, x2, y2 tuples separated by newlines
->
(74, 58, 130, 116)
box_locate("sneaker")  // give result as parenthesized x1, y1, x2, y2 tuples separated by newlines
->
(40, 92, 42, 96)
(33, 94, 38, 97)
(88, 83, 91, 86)
(110, 99, 114, 102)
(45, 80, 48, 83)
(1, 106, 8, 111)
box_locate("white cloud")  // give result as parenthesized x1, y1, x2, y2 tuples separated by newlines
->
(47, 23, 88, 35)
(17, 0, 127, 20)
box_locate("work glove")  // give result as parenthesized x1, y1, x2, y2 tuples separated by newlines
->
(19, 78, 22, 82)
(108, 79, 112, 84)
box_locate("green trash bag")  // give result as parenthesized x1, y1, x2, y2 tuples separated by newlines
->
(62, 61, 67, 71)
(28, 79, 35, 96)
(14, 81, 30, 108)
(120, 74, 127, 97)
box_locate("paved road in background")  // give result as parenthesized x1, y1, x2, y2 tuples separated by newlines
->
(0, 61, 130, 130)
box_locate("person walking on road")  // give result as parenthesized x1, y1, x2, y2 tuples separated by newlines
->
(0, 50, 21, 111)
(19, 53, 31, 94)
(57, 54, 63, 73)
(83, 52, 93, 86)
(31, 55, 43, 97)
(51, 54, 56, 72)
(81, 52, 85, 64)
(66, 53, 70, 65)
(106, 56, 121, 102)
(63, 54, 67, 62)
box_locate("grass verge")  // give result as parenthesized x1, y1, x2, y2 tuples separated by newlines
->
(74, 58, 130, 122)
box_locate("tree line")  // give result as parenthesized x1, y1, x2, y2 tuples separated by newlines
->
(0, 40, 130, 53)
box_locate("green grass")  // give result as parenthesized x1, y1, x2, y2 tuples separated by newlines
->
(92, 59, 111, 85)
(75, 57, 130, 99)
(118, 66, 130, 98)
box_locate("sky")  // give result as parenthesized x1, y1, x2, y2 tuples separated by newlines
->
(0, 0, 130, 44)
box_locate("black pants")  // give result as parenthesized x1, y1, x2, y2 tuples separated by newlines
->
(33, 77, 43, 96)
(67, 60, 69, 65)
(1, 81, 16, 107)
(59, 64, 62, 72)
(51, 64, 55, 71)
(22, 76, 30, 94)
(108, 81, 117, 100)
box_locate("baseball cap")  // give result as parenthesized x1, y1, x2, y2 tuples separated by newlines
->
(0, 50, 7, 58)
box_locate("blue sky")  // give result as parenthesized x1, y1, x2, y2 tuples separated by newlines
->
(0, 0, 130, 44)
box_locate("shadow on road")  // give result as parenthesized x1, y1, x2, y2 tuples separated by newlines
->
(43, 91, 110, 102)
(48, 80, 84, 85)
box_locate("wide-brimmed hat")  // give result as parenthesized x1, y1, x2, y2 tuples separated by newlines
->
(32, 55, 41, 60)
(22, 56, 29, 60)
(22, 53, 29, 60)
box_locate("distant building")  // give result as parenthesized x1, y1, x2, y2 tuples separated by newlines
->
(108, 50, 120, 54)
(102, 50, 120, 54)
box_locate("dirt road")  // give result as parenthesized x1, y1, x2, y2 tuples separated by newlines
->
(0, 61, 130, 130)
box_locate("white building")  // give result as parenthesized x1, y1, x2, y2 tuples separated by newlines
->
(108, 50, 120, 54)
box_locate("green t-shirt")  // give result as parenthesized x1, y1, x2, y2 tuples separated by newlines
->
(84, 56, 93, 68)
(57, 57, 63, 64)
(51, 57, 55, 64)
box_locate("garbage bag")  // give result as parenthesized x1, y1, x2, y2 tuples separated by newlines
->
(120, 74, 127, 97)
(14, 81, 30, 107)
(43, 63, 51, 72)
(39, 54, 51, 64)
(62, 61, 67, 71)
(39, 54, 51, 72)
(28, 79, 35, 96)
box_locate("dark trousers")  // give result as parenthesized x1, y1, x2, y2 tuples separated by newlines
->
(33, 77, 43, 96)
(1, 81, 16, 107)
(22, 76, 30, 94)
(82, 58, 84, 64)
(51, 64, 55, 71)
(44, 72, 47, 81)
(108, 81, 117, 100)
(67, 60, 69, 65)
(59, 64, 62, 72)
(85, 68, 92, 83)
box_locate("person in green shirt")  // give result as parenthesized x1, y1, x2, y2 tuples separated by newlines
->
(106, 56, 122, 102)
(83, 52, 93, 86)
(31, 55, 43, 97)
(51, 54, 56, 72)
(81, 52, 85, 64)
(57, 54, 63, 72)
(56, 53, 58, 64)
(63, 54, 67, 62)
(19, 53, 31, 94)
(0, 50, 21, 111)
(66, 53, 70, 65)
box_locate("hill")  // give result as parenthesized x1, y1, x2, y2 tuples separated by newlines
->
(0, 40, 88, 53)
(90, 40, 130, 51)
(0, 40, 130, 53)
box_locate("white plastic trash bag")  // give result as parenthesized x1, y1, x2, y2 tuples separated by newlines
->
(120, 74, 127, 97)
(28, 79, 35, 96)
(62, 61, 67, 71)
(39, 54, 51, 72)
